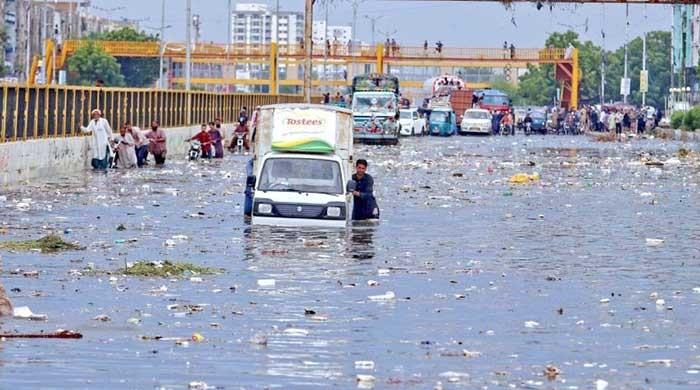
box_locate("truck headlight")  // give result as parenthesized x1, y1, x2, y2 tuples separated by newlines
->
(326, 206, 341, 217)
(258, 203, 273, 214)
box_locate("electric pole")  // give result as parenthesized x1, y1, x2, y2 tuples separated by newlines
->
(185, 0, 191, 90)
(364, 15, 382, 45)
(623, 3, 629, 104)
(642, 5, 647, 106)
(304, 0, 313, 103)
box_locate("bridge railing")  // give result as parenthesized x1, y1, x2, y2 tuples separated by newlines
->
(0, 85, 303, 143)
(60, 40, 569, 62)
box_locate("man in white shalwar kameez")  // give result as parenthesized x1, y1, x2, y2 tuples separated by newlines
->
(81, 109, 114, 170)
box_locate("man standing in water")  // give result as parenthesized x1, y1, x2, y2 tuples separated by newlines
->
(352, 159, 380, 221)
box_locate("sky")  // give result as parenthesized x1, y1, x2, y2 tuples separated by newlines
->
(90, 0, 672, 50)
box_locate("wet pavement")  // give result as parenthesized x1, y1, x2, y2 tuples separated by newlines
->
(1, 134, 700, 389)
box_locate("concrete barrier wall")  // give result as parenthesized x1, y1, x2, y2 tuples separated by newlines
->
(0, 123, 235, 187)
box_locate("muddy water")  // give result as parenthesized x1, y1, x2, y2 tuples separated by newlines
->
(1, 135, 699, 389)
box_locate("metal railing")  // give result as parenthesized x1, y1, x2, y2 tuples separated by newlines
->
(59, 40, 569, 63)
(0, 85, 303, 143)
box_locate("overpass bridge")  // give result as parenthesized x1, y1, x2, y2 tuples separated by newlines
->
(37, 40, 580, 108)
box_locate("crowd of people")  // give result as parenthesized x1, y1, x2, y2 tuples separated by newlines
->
(81, 106, 261, 170)
(548, 105, 663, 138)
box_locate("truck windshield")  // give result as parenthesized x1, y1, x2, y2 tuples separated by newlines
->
(352, 94, 396, 114)
(399, 111, 413, 119)
(482, 95, 509, 106)
(259, 158, 343, 195)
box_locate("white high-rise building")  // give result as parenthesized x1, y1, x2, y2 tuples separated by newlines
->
(230, 3, 303, 45)
(312, 21, 352, 45)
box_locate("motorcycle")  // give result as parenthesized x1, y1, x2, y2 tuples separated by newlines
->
(233, 133, 246, 154)
(188, 140, 202, 161)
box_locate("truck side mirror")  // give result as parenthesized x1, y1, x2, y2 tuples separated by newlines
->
(346, 180, 356, 193)
(246, 175, 256, 188)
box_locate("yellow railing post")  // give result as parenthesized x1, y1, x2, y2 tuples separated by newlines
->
(269, 42, 278, 95)
(376, 44, 384, 74)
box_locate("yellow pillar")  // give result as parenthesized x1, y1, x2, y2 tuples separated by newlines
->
(376, 44, 384, 74)
(269, 42, 278, 94)
(570, 48, 580, 109)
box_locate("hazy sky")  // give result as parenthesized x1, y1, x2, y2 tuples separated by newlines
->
(91, 0, 672, 50)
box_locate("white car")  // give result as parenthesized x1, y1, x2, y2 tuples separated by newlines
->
(399, 108, 426, 136)
(459, 109, 492, 135)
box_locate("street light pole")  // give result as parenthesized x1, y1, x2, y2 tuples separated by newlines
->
(364, 15, 382, 45)
(642, 5, 647, 106)
(304, 0, 313, 103)
(185, 0, 192, 90)
(623, 3, 629, 104)
(159, 0, 165, 89)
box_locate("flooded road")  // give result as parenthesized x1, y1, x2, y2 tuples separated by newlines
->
(1, 134, 700, 389)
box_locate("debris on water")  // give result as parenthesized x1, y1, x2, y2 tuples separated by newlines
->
(257, 279, 276, 288)
(600, 298, 610, 304)
(260, 248, 288, 256)
(438, 371, 470, 383)
(191, 332, 205, 342)
(356, 374, 376, 388)
(367, 280, 379, 286)
(116, 224, 126, 231)
(596, 379, 609, 390)
(16, 202, 30, 211)
(188, 381, 213, 390)
(462, 350, 481, 358)
(508, 172, 540, 184)
(283, 328, 309, 336)
(249, 333, 268, 346)
(121, 261, 217, 278)
(355, 360, 375, 370)
(13, 306, 48, 321)
(368, 291, 395, 301)
(655, 299, 666, 306)
(304, 308, 316, 315)
(524, 320, 540, 328)
(645, 238, 665, 247)
(92, 314, 111, 322)
(0, 235, 84, 253)
(544, 365, 560, 380)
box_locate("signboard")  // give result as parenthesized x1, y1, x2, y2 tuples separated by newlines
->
(620, 77, 631, 96)
(640, 70, 649, 93)
(271, 108, 337, 153)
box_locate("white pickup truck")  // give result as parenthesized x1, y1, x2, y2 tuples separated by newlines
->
(246, 104, 355, 227)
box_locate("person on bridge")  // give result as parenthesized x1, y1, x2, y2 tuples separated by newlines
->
(211, 119, 225, 159)
(351, 159, 380, 221)
(510, 43, 516, 59)
(80, 109, 114, 170)
(191, 124, 212, 159)
(146, 120, 167, 165)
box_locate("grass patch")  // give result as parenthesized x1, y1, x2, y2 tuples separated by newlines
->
(0, 235, 84, 253)
(122, 260, 218, 278)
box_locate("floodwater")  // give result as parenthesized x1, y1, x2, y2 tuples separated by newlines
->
(1, 134, 699, 389)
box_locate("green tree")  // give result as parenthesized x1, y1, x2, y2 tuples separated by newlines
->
(90, 27, 160, 88)
(66, 42, 125, 86)
(515, 64, 558, 105)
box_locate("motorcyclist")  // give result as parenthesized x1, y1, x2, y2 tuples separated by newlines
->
(228, 119, 250, 152)
(523, 110, 533, 133)
(500, 110, 514, 135)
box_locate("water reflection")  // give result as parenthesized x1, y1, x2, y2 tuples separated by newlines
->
(348, 224, 376, 260)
